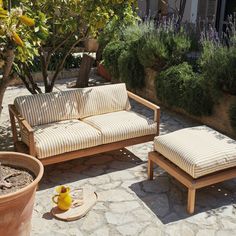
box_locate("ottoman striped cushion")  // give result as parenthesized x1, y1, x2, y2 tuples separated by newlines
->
(154, 126, 236, 178)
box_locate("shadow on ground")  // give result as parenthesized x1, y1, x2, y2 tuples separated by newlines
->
(39, 148, 145, 191)
(130, 171, 236, 224)
(0, 125, 14, 151)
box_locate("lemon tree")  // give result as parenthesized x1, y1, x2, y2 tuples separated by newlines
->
(0, 0, 47, 115)
(19, 0, 138, 92)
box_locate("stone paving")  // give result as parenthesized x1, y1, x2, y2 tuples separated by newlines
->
(0, 77, 236, 236)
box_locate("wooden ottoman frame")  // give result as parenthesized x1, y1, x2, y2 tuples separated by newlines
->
(148, 151, 236, 214)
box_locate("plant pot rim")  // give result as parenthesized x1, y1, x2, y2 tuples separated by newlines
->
(0, 152, 44, 201)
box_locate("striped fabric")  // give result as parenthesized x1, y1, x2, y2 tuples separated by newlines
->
(14, 90, 80, 126)
(82, 110, 157, 144)
(32, 119, 102, 159)
(77, 83, 131, 118)
(154, 126, 236, 178)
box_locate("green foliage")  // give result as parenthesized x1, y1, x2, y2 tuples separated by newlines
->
(229, 101, 236, 132)
(98, 8, 139, 50)
(31, 53, 82, 72)
(121, 20, 155, 43)
(162, 29, 191, 65)
(0, 5, 47, 66)
(11, 0, 138, 92)
(118, 42, 145, 89)
(102, 41, 126, 79)
(135, 24, 191, 70)
(156, 62, 214, 116)
(199, 41, 236, 95)
(137, 32, 168, 70)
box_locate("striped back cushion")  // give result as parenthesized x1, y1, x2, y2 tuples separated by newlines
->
(78, 83, 131, 118)
(14, 90, 80, 126)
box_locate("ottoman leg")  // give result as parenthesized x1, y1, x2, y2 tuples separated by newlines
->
(187, 188, 196, 214)
(148, 157, 154, 180)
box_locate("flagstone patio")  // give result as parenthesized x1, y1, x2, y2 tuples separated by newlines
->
(0, 78, 236, 236)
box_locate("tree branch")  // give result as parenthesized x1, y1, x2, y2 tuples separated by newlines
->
(23, 64, 42, 94)
(49, 37, 85, 91)
(48, 32, 74, 57)
(2, 49, 15, 81)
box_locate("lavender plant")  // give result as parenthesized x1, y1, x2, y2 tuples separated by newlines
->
(199, 14, 236, 95)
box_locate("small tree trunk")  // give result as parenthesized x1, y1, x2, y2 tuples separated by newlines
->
(0, 80, 8, 115)
(0, 49, 15, 116)
(96, 44, 103, 62)
(75, 54, 95, 88)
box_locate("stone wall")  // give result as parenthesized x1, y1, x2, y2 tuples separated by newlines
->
(134, 68, 236, 138)
(11, 69, 80, 86)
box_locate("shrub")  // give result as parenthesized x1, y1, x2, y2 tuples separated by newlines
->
(137, 32, 168, 70)
(118, 42, 145, 89)
(121, 21, 155, 43)
(199, 41, 236, 95)
(102, 41, 126, 79)
(160, 29, 191, 66)
(156, 62, 214, 116)
(136, 25, 191, 70)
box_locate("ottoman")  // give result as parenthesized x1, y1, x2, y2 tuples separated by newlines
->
(148, 126, 236, 214)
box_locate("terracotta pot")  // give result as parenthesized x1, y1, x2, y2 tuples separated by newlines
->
(97, 63, 112, 81)
(0, 152, 44, 236)
(84, 38, 99, 52)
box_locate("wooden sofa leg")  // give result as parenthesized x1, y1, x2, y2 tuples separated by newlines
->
(148, 157, 154, 180)
(187, 188, 196, 214)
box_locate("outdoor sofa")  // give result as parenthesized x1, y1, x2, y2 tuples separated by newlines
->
(9, 83, 160, 165)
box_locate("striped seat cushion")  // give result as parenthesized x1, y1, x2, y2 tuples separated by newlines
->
(14, 90, 80, 126)
(78, 83, 131, 118)
(32, 120, 102, 159)
(154, 126, 236, 178)
(82, 111, 157, 144)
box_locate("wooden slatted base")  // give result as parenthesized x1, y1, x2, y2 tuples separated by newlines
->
(148, 151, 236, 214)
(15, 135, 155, 166)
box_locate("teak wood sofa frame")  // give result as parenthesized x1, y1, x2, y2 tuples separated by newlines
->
(148, 151, 236, 214)
(9, 91, 160, 166)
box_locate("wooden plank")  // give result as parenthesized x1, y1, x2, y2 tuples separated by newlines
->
(187, 188, 196, 214)
(194, 167, 236, 189)
(149, 152, 194, 188)
(148, 157, 154, 180)
(8, 105, 18, 145)
(8, 105, 34, 133)
(127, 91, 160, 115)
(127, 91, 160, 135)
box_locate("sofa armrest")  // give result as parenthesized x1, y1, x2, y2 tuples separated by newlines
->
(127, 91, 160, 135)
(8, 104, 36, 156)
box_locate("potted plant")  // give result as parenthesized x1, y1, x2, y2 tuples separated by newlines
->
(0, 152, 44, 236)
(84, 38, 99, 52)
(97, 61, 112, 81)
